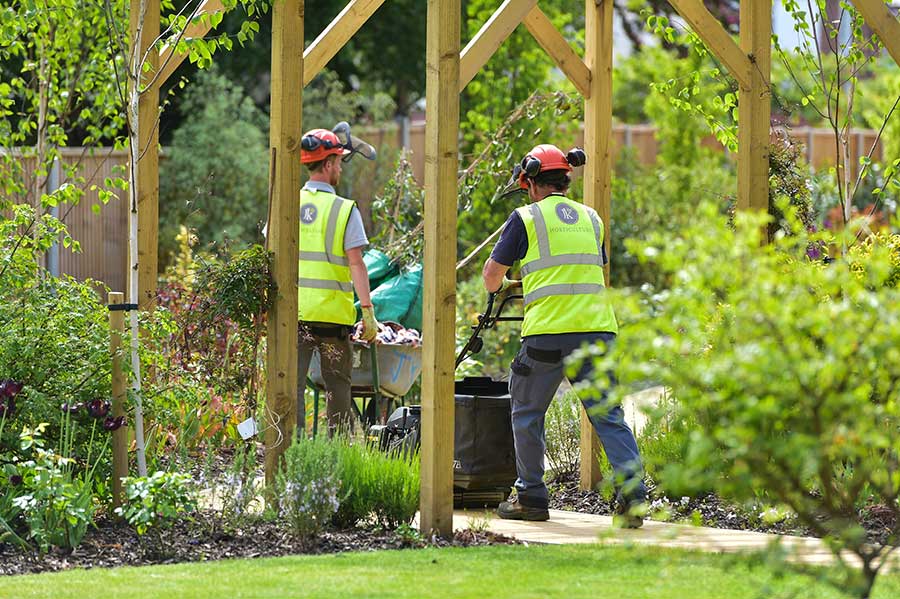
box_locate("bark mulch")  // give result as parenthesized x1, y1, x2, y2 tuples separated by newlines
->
(0, 510, 518, 577)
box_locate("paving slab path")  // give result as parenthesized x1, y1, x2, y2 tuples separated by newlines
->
(452, 508, 900, 572)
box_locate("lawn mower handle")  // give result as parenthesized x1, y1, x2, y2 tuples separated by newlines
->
(454, 291, 523, 369)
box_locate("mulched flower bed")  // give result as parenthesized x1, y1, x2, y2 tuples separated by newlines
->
(0, 510, 518, 577)
(548, 470, 897, 545)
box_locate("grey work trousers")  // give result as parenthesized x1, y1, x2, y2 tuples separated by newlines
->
(508, 332, 646, 509)
(297, 321, 353, 437)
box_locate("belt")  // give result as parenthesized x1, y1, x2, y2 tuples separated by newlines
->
(300, 322, 351, 338)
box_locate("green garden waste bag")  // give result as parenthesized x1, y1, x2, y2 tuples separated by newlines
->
(363, 249, 399, 290)
(368, 264, 423, 331)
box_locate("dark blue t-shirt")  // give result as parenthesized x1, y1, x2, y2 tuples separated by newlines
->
(490, 206, 609, 267)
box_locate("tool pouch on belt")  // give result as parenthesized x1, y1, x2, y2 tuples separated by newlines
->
(510, 356, 531, 377)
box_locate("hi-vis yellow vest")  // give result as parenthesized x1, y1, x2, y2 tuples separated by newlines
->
(298, 188, 355, 325)
(515, 195, 618, 337)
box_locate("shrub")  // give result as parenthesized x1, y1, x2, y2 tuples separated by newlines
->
(8, 425, 98, 553)
(331, 437, 420, 529)
(159, 65, 268, 269)
(847, 232, 900, 289)
(767, 134, 816, 239)
(0, 275, 112, 474)
(582, 203, 900, 598)
(144, 243, 275, 457)
(215, 445, 261, 530)
(270, 436, 342, 538)
(544, 390, 580, 477)
(610, 152, 735, 289)
(115, 471, 197, 536)
(332, 440, 376, 528)
(370, 449, 419, 528)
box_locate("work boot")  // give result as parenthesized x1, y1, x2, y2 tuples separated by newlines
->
(497, 495, 549, 522)
(613, 500, 645, 529)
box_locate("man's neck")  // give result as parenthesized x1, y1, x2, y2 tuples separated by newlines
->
(307, 174, 331, 186)
(532, 190, 565, 202)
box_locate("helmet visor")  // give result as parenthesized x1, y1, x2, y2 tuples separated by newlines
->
(332, 121, 377, 162)
(497, 165, 528, 199)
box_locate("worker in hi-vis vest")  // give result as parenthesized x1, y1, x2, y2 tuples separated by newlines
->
(297, 124, 378, 437)
(482, 144, 646, 527)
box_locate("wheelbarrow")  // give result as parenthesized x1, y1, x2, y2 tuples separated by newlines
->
(307, 341, 422, 435)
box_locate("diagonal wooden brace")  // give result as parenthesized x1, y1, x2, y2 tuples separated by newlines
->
(523, 5, 592, 99)
(851, 0, 900, 66)
(668, 0, 752, 89)
(304, 0, 388, 87)
(155, 0, 226, 88)
(459, 0, 538, 92)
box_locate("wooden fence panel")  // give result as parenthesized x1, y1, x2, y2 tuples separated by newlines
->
(1, 148, 129, 294)
(57, 149, 129, 294)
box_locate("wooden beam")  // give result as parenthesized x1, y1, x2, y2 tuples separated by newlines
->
(737, 0, 771, 220)
(156, 0, 226, 87)
(667, 0, 752, 90)
(851, 0, 900, 66)
(458, 0, 536, 92)
(265, 0, 304, 485)
(420, 0, 459, 538)
(522, 5, 591, 99)
(131, 0, 160, 310)
(579, 0, 613, 492)
(303, 0, 387, 87)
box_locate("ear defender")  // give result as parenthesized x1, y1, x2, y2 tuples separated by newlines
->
(566, 148, 586, 167)
(301, 135, 319, 151)
(522, 155, 542, 178)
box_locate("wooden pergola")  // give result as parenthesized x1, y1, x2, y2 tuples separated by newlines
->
(130, 0, 900, 537)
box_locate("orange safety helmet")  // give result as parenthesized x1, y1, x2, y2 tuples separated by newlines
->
(300, 128, 351, 164)
(517, 144, 586, 189)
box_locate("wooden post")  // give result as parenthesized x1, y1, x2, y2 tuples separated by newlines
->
(130, 0, 160, 310)
(419, 0, 459, 537)
(264, 0, 304, 484)
(108, 292, 129, 509)
(579, 0, 614, 491)
(737, 0, 771, 223)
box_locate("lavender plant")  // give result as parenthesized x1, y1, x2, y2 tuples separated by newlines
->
(217, 445, 261, 529)
(270, 436, 343, 539)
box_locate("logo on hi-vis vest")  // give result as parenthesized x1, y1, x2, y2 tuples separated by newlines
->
(300, 203, 318, 224)
(555, 203, 579, 224)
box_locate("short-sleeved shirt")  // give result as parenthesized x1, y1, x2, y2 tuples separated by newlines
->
(260, 183, 368, 250)
(489, 198, 609, 267)
(301, 181, 368, 250)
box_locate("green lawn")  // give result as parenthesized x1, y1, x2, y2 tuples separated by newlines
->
(2, 543, 899, 599)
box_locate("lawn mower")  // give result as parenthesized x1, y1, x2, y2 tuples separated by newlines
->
(368, 291, 522, 508)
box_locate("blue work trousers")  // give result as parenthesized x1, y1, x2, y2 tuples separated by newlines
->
(508, 332, 646, 508)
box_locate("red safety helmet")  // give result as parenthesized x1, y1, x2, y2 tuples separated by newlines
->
(300, 128, 351, 164)
(516, 144, 586, 189)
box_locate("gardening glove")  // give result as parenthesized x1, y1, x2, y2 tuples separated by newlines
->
(360, 305, 379, 343)
(493, 276, 521, 296)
